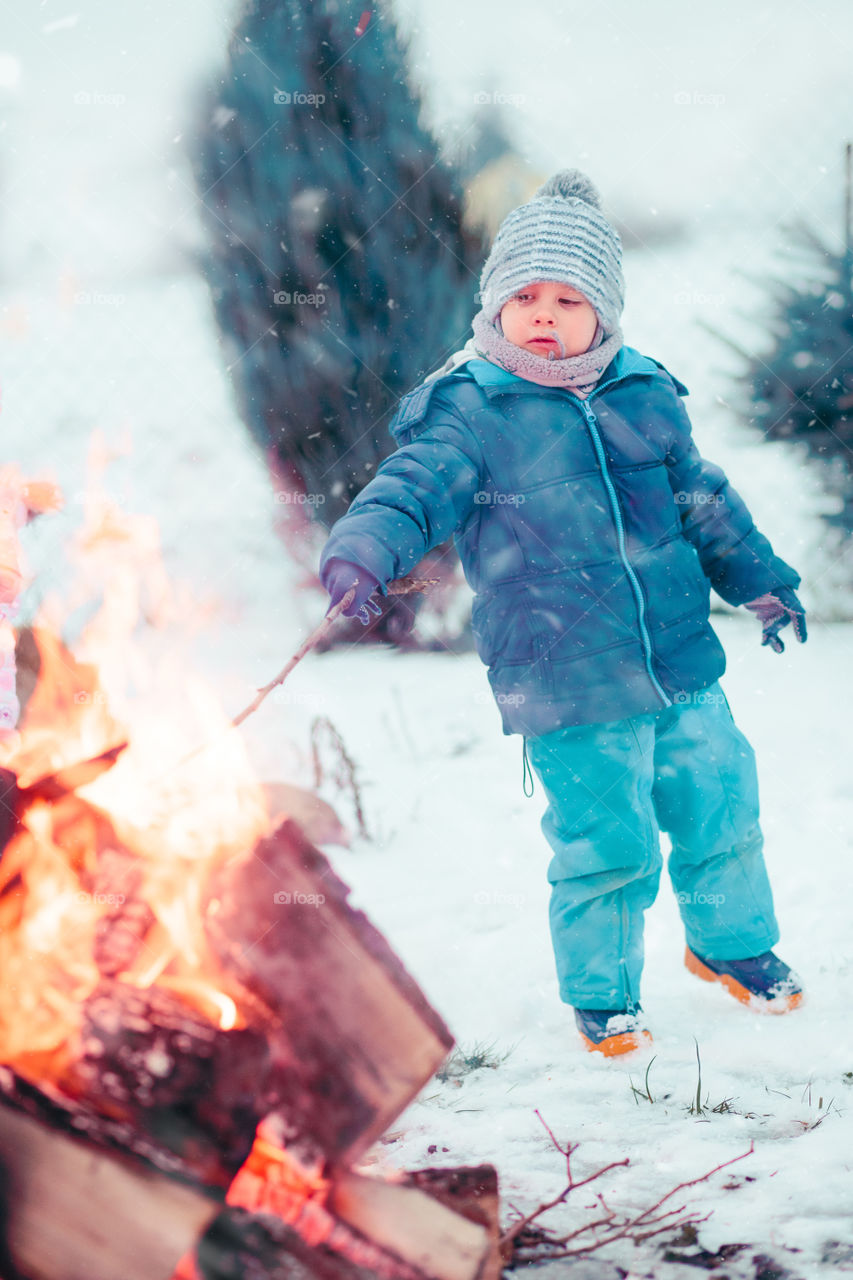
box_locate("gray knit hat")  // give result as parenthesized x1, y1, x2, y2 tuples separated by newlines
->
(477, 169, 625, 334)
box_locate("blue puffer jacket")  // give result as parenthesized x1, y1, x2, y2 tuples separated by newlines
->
(319, 347, 801, 736)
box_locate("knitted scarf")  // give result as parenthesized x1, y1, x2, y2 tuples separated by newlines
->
(424, 309, 624, 398)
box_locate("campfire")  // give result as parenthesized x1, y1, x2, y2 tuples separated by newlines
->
(0, 467, 501, 1280)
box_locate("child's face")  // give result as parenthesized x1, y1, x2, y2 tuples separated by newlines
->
(499, 281, 598, 358)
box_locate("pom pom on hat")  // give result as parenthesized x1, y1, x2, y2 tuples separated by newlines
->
(534, 168, 602, 209)
(477, 166, 624, 333)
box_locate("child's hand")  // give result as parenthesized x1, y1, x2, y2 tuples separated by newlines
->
(743, 587, 807, 653)
(321, 558, 384, 626)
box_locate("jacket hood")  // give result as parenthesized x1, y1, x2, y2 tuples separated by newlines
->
(389, 347, 688, 446)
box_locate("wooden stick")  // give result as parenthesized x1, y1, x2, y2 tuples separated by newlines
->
(160, 575, 439, 778)
(230, 575, 438, 730)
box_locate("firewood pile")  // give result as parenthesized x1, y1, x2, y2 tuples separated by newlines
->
(0, 626, 503, 1280)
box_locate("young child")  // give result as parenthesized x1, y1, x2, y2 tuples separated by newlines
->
(319, 169, 808, 1056)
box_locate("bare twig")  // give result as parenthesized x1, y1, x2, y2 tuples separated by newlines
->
(500, 1110, 629, 1249)
(501, 1111, 755, 1267)
(310, 716, 369, 841)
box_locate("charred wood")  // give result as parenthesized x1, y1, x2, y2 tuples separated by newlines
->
(204, 819, 454, 1166)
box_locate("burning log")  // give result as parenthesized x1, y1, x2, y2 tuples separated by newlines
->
(204, 817, 455, 1165)
(329, 1166, 502, 1280)
(0, 1083, 222, 1280)
(65, 978, 275, 1185)
(0, 1023, 269, 1195)
(403, 1168, 502, 1279)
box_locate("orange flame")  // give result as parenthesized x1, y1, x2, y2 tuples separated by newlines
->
(0, 446, 272, 1069)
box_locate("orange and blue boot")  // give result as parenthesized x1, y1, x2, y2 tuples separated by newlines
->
(685, 947, 803, 1013)
(573, 1007, 653, 1056)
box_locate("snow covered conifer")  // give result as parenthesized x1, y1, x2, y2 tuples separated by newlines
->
(190, 0, 482, 646)
(723, 159, 853, 541)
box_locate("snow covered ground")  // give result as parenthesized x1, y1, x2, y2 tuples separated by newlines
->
(295, 626, 852, 1278)
(2, 2, 853, 1276)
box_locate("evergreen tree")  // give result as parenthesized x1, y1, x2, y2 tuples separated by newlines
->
(706, 151, 853, 538)
(189, 0, 484, 643)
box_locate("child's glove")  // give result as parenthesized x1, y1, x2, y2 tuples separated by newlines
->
(321, 557, 384, 626)
(743, 586, 807, 653)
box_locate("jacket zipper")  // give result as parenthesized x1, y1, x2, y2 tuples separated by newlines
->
(574, 396, 673, 710)
(573, 372, 659, 1012)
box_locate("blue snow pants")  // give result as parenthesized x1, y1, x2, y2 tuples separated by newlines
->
(523, 681, 780, 1010)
